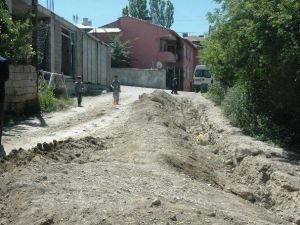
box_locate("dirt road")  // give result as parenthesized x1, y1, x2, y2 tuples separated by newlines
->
(1, 87, 299, 225)
(2, 86, 154, 153)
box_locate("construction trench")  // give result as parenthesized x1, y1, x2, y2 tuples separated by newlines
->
(1, 88, 299, 225)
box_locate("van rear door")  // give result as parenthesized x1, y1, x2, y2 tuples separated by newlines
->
(194, 69, 212, 86)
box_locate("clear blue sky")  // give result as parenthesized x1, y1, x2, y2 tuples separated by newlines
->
(39, 0, 219, 36)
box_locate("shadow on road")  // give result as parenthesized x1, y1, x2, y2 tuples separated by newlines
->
(0, 144, 6, 158)
(272, 148, 300, 166)
(2, 113, 48, 136)
(22, 113, 48, 127)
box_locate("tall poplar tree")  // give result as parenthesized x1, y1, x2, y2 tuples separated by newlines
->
(122, 0, 174, 28)
(149, 0, 174, 28)
(122, 0, 148, 20)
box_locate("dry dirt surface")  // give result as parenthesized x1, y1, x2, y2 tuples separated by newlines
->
(0, 87, 300, 225)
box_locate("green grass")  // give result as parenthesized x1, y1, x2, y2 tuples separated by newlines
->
(53, 96, 74, 111)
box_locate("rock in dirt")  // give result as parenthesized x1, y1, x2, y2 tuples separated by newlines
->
(225, 159, 233, 165)
(196, 133, 210, 145)
(37, 143, 43, 150)
(36, 217, 54, 225)
(295, 217, 300, 225)
(234, 146, 263, 162)
(230, 185, 256, 203)
(272, 171, 300, 192)
(169, 215, 177, 221)
(207, 212, 216, 217)
(151, 199, 161, 207)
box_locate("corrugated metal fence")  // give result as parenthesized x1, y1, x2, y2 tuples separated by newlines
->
(82, 35, 110, 85)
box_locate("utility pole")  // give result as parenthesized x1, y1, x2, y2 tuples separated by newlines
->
(31, 0, 40, 111)
(32, 0, 38, 68)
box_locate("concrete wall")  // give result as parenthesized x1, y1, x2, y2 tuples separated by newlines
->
(5, 65, 38, 114)
(111, 68, 166, 89)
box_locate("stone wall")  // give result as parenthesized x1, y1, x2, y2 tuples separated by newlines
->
(111, 68, 166, 89)
(5, 65, 38, 114)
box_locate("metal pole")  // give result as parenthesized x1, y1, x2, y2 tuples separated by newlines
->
(0, 82, 5, 146)
(32, 0, 40, 111)
(0, 56, 9, 149)
(32, 0, 38, 69)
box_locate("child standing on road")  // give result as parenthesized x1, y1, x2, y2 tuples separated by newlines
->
(75, 76, 84, 107)
(111, 76, 121, 105)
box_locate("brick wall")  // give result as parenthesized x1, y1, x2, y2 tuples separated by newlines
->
(5, 65, 38, 114)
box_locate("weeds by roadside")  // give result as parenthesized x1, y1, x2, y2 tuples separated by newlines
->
(39, 82, 73, 113)
(205, 84, 284, 147)
(206, 83, 226, 105)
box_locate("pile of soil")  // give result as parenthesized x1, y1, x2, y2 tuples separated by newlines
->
(0, 90, 299, 225)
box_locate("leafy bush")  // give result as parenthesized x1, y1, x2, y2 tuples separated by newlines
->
(207, 84, 226, 105)
(203, 0, 300, 149)
(222, 84, 282, 143)
(39, 83, 73, 113)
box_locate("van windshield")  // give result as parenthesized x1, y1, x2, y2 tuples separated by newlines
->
(195, 69, 211, 78)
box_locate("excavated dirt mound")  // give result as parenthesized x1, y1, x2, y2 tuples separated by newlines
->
(0, 90, 298, 225)
(190, 92, 300, 224)
(0, 137, 106, 174)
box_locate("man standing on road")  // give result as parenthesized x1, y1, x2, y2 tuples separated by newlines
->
(111, 76, 121, 105)
(171, 77, 178, 94)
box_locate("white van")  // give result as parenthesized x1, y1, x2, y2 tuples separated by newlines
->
(192, 65, 213, 92)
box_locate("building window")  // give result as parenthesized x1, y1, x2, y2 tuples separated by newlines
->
(160, 39, 167, 52)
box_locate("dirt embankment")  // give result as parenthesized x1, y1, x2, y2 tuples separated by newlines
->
(0, 90, 299, 225)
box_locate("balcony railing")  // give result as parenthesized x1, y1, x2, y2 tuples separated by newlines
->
(157, 51, 176, 63)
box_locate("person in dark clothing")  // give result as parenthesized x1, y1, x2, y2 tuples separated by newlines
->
(111, 76, 121, 105)
(0, 56, 9, 147)
(171, 77, 178, 94)
(74, 76, 84, 107)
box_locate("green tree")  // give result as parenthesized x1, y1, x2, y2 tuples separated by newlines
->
(122, 5, 129, 16)
(203, 0, 300, 148)
(0, 0, 34, 63)
(164, 0, 174, 28)
(122, 0, 148, 20)
(149, 0, 174, 28)
(122, 0, 174, 28)
(108, 37, 131, 68)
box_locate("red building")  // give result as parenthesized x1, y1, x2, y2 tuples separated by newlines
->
(90, 16, 199, 91)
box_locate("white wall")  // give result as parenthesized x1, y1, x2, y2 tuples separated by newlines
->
(111, 68, 166, 89)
